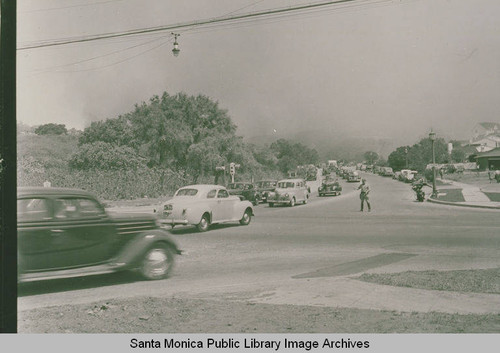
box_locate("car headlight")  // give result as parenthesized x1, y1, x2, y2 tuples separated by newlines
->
(284, 193, 289, 198)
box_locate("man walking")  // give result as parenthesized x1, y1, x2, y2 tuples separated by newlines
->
(358, 178, 371, 212)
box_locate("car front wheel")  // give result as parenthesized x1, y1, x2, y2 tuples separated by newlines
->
(140, 243, 174, 280)
(289, 197, 296, 207)
(239, 208, 252, 225)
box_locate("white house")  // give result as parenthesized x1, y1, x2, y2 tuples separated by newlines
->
(471, 122, 500, 140)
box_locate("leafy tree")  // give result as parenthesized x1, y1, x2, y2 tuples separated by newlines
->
(78, 92, 237, 173)
(270, 139, 320, 173)
(35, 123, 67, 135)
(363, 151, 379, 165)
(69, 142, 146, 170)
(451, 148, 466, 163)
(406, 137, 448, 172)
(387, 146, 409, 171)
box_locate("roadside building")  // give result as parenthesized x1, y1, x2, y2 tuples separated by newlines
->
(471, 122, 500, 140)
(475, 148, 500, 171)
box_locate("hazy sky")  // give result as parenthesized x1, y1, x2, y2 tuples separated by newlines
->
(17, 0, 500, 144)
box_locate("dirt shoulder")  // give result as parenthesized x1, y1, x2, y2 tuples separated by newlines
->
(18, 296, 500, 333)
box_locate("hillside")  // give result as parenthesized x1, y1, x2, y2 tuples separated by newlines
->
(244, 128, 403, 161)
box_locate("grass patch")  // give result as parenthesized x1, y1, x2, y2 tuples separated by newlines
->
(436, 188, 465, 202)
(357, 268, 500, 294)
(484, 192, 500, 202)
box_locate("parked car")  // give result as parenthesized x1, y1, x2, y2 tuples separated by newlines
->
(266, 179, 309, 207)
(318, 178, 342, 196)
(17, 187, 181, 283)
(254, 180, 278, 203)
(226, 182, 261, 205)
(158, 185, 253, 232)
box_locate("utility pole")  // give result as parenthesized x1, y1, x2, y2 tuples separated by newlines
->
(429, 131, 437, 198)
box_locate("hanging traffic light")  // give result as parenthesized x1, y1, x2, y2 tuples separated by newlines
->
(172, 33, 180, 57)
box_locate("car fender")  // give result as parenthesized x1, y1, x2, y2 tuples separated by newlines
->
(184, 206, 207, 225)
(234, 200, 254, 217)
(112, 229, 181, 267)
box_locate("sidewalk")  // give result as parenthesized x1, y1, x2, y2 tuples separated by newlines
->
(428, 179, 500, 209)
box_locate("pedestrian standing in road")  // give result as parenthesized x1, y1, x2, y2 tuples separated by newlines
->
(358, 178, 371, 212)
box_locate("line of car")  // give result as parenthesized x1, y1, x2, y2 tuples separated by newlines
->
(16, 174, 344, 284)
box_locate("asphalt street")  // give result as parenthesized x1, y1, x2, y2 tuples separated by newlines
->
(18, 174, 500, 314)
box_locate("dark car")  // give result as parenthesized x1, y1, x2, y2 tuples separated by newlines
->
(226, 182, 261, 205)
(318, 178, 342, 197)
(254, 180, 278, 203)
(17, 187, 181, 283)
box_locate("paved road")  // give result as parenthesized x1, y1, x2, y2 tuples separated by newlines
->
(18, 174, 500, 314)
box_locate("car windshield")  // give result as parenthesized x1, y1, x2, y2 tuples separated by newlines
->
(228, 183, 245, 189)
(257, 181, 276, 188)
(277, 182, 294, 188)
(175, 188, 198, 196)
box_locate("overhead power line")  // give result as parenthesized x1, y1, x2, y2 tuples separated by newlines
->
(18, 0, 362, 50)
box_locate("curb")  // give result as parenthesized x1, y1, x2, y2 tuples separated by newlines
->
(427, 197, 500, 210)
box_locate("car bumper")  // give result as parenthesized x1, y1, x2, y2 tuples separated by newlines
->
(267, 198, 291, 204)
(158, 218, 189, 227)
(319, 190, 341, 196)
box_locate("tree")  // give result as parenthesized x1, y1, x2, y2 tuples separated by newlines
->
(387, 146, 409, 171)
(270, 139, 320, 173)
(77, 92, 238, 172)
(35, 123, 67, 135)
(69, 142, 146, 170)
(406, 137, 447, 172)
(451, 148, 466, 163)
(363, 151, 379, 165)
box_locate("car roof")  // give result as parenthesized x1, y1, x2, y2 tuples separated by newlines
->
(178, 184, 226, 192)
(277, 178, 304, 183)
(17, 187, 95, 198)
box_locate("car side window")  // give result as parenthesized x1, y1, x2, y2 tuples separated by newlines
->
(78, 198, 105, 217)
(217, 189, 229, 198)
(17, 198, 51, 222)
(207, 189, 217, 199)
(54, 199, 80, 219)
(54, 198, 104, 219)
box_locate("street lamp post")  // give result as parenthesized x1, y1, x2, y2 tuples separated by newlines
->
(405, 147, 408, 168)
(429, 130, 437, 198)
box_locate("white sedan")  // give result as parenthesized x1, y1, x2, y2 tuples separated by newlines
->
(158, 185, 254, 232)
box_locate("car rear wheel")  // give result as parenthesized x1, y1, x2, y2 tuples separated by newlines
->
(239, 208, 252, 225)
(303, 196, 308, 204)
(140, 243, 174, 280)
(197, 214, 210, 232)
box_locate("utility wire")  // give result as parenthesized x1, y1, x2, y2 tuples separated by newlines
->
(17, 0, 362, 50)
(28, 34, 172, 74)
(21, 0, 128, 13)
(179, 0, 390, 37)
(20, 0, 391, 73)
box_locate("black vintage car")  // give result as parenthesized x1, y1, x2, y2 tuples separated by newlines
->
(226, 182, 261, 205)
(17, 187, 181, 283)
(254, 180, 278, 203)
(318, 178, 342, 196)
